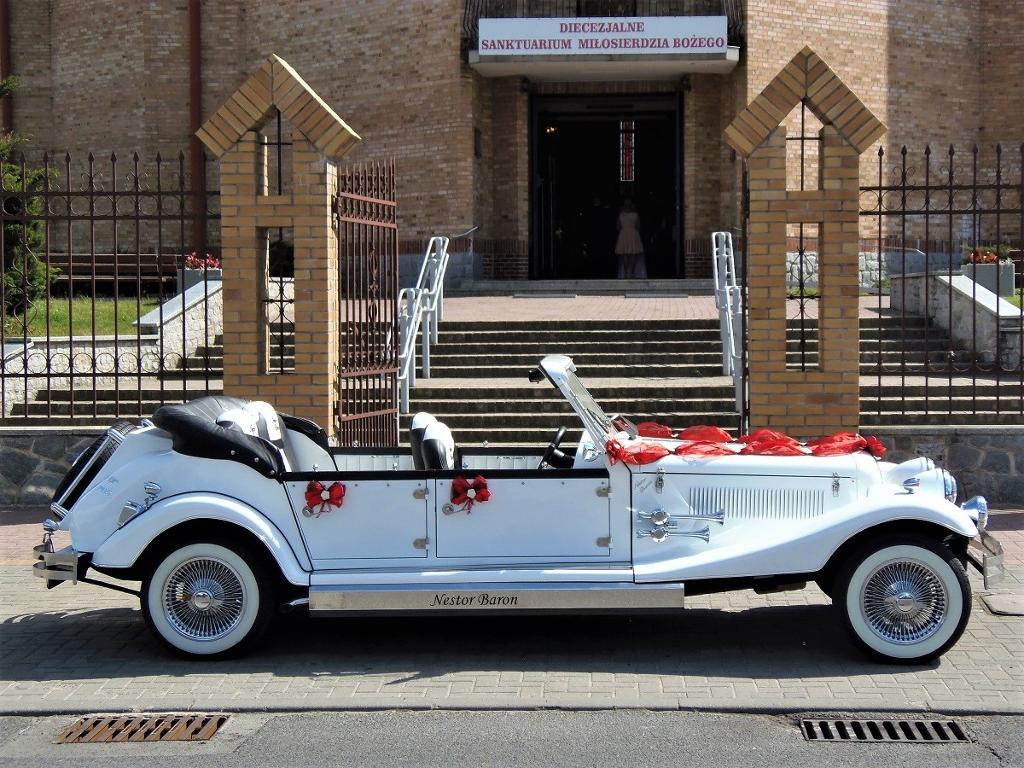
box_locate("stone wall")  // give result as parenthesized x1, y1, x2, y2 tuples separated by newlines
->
(873, 426, 1024, 505)
(2, 425, 1020, 508)
(0, 429, 100, 505)
(890, 272, 1023, 370)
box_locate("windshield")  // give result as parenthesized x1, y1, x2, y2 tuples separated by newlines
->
(538, 355, 634, 446)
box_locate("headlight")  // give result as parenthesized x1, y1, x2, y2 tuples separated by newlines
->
(942, 470, 957, 503)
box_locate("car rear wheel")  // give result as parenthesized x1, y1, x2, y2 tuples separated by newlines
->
(142, 541, 273, 659)
(835, 536, 970, 664)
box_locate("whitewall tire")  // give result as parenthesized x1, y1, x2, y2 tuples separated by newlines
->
(142, 541, 273, 659)
(836, 537, 970, 664)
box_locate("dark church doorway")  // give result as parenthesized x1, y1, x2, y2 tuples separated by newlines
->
(531, 94, 680, 279)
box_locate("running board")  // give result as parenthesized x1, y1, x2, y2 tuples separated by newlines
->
(308, 581, 684, 615)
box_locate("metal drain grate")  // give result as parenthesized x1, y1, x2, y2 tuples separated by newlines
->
(57, 714, 229, 744)
(801, 719, 970, 743)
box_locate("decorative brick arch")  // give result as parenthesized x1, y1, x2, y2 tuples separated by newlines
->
(196, 55, 361, 435)
(724, 47, 886, 435)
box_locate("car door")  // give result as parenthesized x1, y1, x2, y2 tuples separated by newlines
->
(434, 469, 612, 561)
(286, 475, 429, 568)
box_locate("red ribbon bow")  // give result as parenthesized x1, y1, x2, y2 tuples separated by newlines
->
(304, 480, 346, 517)
(452, 475, 491, 511)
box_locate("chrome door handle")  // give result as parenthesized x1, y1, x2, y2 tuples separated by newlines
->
(636, 525, 710, 543)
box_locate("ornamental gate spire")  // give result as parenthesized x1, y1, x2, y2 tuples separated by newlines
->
(724, 46, 886, 435)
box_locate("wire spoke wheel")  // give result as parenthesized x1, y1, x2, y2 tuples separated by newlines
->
(162, 556, 246, 642)
(838, 537, 970, 663)
(860, 559, 947, 644)
(144, 541, 273, 659)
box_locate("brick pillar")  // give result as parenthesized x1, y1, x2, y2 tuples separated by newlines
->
(725, 46, 886, 437)
(746, 125, 861, 435)
(220, 131, 339, 435)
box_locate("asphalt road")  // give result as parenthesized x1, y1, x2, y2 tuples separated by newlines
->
(1, 711, 1022, 767)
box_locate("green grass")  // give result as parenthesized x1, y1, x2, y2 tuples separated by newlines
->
(4, 296, 161, 337)
(1009, 290, 1023, 309)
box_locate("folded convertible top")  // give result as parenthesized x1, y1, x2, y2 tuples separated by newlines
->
(152, 396, 285, 478)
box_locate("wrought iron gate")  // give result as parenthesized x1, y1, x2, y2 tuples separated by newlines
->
(335, 161, 399, 446)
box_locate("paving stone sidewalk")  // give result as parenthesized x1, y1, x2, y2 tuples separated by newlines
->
(0, 507, 1020, 715)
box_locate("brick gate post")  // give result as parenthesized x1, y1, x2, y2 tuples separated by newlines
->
(195, 55, 360, 438)
(724, 47, 886, 435)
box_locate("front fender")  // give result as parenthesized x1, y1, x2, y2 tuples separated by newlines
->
(92, 492, 310, 586)
(634, 495, 978, 582)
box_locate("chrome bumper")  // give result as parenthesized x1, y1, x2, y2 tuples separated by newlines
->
(32, 540, 85, 589)
(967, 530, 1004, 589)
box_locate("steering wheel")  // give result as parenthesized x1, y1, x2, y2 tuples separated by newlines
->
(539, 426, 573, 469)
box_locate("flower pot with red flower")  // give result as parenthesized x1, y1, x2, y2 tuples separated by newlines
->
(176, 251, 223, 294)
(962, 246, 1015, 297)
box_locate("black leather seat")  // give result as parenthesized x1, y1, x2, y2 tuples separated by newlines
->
(420, 420, 456, 470)
(152, 396, 287, 478)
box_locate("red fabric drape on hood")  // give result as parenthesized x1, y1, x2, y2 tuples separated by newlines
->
(675, 425, 734, 443)
(673, 440, 737, 457)
(636, 421, 674, 439)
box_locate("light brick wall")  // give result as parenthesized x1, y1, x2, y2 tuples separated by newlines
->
(9, 1, 1020, 273)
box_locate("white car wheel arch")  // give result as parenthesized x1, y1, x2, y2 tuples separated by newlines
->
(842, 542, 967, 661)
(145, 542, 263, 657)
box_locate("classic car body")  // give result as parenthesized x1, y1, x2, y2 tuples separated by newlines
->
(34, 355, 1003, 662)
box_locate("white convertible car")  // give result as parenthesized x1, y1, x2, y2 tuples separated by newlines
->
(34, 355, 1002, 663)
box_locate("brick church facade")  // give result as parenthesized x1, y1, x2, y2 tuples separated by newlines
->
(4, 0, 1022, 282)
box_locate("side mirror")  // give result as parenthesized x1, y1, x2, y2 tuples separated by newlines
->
(528, 368, 544, 384)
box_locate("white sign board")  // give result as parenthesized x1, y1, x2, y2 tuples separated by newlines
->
(478, 16, 728, 56)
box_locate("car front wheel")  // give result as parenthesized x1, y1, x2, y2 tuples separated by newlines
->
(835, 536, 970, 664)
(142, 541, 273, 659)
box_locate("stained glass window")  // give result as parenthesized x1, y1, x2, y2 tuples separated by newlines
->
(619, 119, 635, 182)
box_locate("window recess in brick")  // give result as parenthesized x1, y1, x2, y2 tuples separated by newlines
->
(261, 226, 295, 374)
(257, 108, 294, 197)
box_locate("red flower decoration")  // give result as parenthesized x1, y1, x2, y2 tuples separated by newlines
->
(452, 475, 491, 512)
(304, 479, 346, 517)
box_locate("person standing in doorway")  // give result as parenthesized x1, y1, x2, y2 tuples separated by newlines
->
(615, 199, 647, 279)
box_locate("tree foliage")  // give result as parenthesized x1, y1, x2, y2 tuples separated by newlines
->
(1, 76, 58, 327)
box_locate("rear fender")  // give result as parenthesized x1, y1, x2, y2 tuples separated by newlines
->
(92, 492, 310, 586)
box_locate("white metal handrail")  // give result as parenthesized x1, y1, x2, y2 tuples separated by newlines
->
(398, 227, 481, 413)
(712, 231, 744, 411)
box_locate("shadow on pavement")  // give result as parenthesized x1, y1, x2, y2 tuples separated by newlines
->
(1, 602, 937, 683)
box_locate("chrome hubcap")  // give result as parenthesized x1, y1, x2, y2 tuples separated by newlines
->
(163, 556, 245, 642)
(861, 559, 947, 644)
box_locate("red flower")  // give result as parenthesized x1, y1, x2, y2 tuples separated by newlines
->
(452, 475, 491, 511)
(304, 480, 346, 516)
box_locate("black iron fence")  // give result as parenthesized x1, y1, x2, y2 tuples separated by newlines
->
(0, 150, 221, 424)
(857, 143, 1024, 423)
